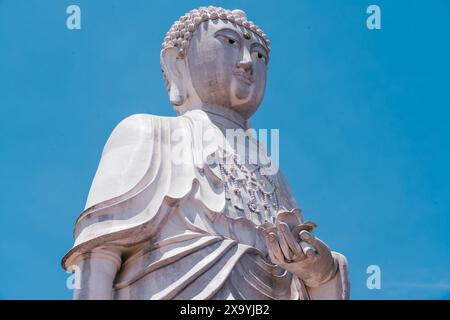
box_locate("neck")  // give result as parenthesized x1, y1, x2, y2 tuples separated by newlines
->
(180, 103, 249, 132)
(201, 104, 247, 131)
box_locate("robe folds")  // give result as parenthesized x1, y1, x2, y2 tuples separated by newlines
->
(62, 109, 350, 300)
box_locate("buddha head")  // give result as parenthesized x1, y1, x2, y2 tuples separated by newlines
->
(160, 6, 270, 120)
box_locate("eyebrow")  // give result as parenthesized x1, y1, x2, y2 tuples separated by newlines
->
(251, 42, 269, 55)
(214, 28, 241, 39)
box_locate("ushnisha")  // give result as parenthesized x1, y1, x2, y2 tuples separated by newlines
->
(162, 6, 271, 57)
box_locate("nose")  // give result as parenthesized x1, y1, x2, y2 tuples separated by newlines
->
(238, 60, 252, 71)
(237, 48, 253, 73)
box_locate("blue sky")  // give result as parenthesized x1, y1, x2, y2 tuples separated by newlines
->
(1, 0, 449, 299)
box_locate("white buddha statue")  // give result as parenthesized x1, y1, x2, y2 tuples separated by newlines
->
(62, 6, 350, 300)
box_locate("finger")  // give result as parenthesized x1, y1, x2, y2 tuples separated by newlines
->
(278, 223, 305, 260)
(299, 240, 317, 258)
(299, 230, 330, 255)
(264, 233, 282, 265)
(292, 221, 317, 240)
(277, 224, 294, 261)
(264, 233, 278, 264)
(267, 232, 285, 264)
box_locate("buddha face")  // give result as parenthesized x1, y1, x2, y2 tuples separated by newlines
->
(186, 20, 269, 119)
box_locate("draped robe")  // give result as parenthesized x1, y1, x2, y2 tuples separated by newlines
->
(62, 109, 350, 299)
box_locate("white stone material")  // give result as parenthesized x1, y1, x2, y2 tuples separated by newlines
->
(63, 6, 350, 300)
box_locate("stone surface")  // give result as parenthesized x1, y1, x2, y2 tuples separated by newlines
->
(62, 6, 350, 300)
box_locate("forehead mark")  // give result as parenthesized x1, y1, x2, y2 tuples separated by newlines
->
(236, 25, 268, 49)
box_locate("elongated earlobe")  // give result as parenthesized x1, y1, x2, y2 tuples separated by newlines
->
(160, 47, 186, 106)
(169, 83, 184, 106)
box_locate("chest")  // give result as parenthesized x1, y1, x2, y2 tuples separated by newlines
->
(214, 150, 281, 226)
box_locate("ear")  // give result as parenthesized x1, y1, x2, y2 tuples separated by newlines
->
(160, 47, 187, 106)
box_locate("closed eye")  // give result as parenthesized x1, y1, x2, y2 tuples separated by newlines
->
(214, 28, 241, 48)
(216, 34, 240, 48)
(252, 51, 268, 64)
(251, 44, 269, 64)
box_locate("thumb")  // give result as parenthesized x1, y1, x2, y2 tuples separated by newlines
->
(299, 230, 329, 254)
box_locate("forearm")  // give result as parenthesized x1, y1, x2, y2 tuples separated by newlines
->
(306, 252, 350, 300)
(72, 248, 122, 300)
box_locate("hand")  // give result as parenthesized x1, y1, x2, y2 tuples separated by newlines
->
(263, 221, 338, 288)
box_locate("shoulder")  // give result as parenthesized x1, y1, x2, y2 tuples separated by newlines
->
(102, 113, 180, 155)
(84, 113, 179, 208)
(112, 113, 153, 132)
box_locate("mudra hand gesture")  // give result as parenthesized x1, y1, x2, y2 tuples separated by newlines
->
(263, 220, 338, 287)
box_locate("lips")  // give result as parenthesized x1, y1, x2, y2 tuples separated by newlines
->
(233, 71, 254, 85)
